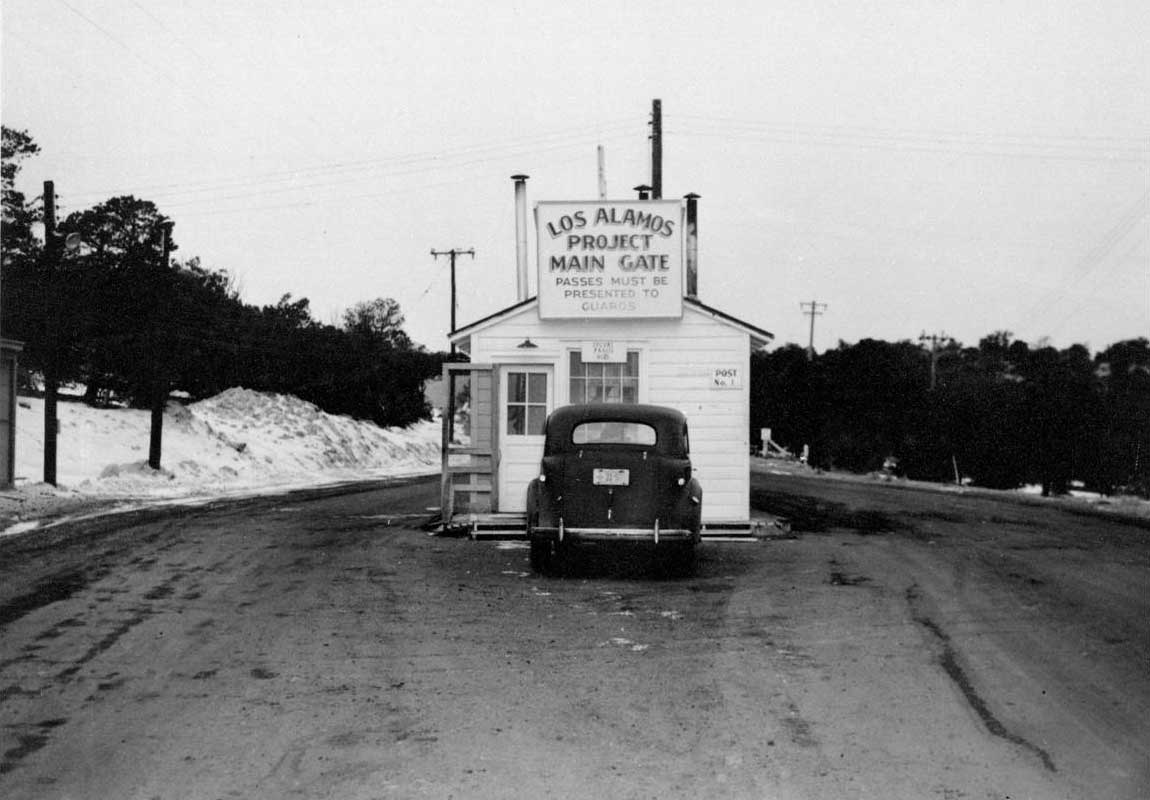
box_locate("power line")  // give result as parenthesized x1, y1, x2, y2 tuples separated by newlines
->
(53, 0, 216, 113)
(155, 133, 638, 210)
(127, 0, 216, 71)
(1049, 230, 1149, 336)
(1018, 188, 1150, 331)
(669, 113, 1150, 154)
(168, 146, 612, 220)
(665, 117, 1150, 164)
(669, 127, 1150, 165)
(59, 124, 640, 206)
(59, 0, 332, 164)
(47, 1, 641, 205)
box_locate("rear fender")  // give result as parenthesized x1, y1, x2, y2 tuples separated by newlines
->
(672, 478, 703, 534)
(527, 476, 561, 530)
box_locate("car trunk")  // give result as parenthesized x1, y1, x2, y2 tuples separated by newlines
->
(559, 449, 666, 528)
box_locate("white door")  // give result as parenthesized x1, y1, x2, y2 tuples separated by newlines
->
(497, 366, 553, 512)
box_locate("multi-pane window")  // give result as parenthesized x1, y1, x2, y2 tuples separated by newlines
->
(569, 351, 639, 404)
(506, 371, 547, 435)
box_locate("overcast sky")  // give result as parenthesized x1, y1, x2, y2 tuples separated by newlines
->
(3, 1, 1147, 353)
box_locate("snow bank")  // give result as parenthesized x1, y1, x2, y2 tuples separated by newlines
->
(3, 388, 440, 530)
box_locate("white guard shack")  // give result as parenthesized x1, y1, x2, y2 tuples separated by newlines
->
(441, 184, 772, 534)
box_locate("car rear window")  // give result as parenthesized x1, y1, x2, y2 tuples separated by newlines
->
(572, 421, 657, 446)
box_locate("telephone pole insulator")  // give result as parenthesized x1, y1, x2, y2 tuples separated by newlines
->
(919, 331, 952, 390)
(431, 248, 475, 353)
(800, 300, 827, 360)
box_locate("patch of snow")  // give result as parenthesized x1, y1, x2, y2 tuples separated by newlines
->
(3, 388, 440, 536)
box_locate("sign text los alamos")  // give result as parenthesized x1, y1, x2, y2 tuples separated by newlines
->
(536, 200, 684, 319)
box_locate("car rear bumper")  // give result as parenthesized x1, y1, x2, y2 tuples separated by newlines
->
(530, 524, 699, 545)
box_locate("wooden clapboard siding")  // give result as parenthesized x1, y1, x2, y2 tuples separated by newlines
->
(472, 370, 494, 453)
(462, 302, 756, 523)
(646, 320, 749, 521)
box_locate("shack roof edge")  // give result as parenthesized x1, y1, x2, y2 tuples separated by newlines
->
(448, 296, 773, 349)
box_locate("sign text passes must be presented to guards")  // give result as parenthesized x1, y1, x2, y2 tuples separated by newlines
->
(536, 200, 684, 319)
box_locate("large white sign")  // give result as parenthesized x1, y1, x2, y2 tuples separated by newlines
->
(536, 200, 684, 319)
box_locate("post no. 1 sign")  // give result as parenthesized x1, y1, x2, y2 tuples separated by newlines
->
(536, 200, 684, 319)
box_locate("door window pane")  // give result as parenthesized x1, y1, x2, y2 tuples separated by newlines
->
(506, 370, 548, 437)
(507, 405, 525, 435)
(508, 373, 526, 403)
(528, 373, 547, 403)
(527, 405, 547, 435)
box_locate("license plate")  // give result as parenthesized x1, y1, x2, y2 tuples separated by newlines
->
(593, 468, 630, 486)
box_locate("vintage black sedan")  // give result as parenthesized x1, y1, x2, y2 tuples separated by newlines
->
(525, 403, 703, 574)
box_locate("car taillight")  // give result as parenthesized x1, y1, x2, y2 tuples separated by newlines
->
(677, 466, 692, 487)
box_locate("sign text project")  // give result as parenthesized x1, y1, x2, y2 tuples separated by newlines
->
(536, 200, 684, 319)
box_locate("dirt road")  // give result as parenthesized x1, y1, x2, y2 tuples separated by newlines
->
(1, 472, 1147, 799)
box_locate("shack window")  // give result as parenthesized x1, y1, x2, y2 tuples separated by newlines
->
(569, 351, 639, 404)
(506, 371, 547, 435)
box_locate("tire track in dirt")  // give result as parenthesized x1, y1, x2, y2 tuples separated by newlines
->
(905, 583, 1057, 773)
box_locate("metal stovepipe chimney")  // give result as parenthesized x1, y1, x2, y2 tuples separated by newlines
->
(684, 193, 699, 298)
(512, 174, 530, 301)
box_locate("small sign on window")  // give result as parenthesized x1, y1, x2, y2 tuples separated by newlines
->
(582, 341, 627, 363)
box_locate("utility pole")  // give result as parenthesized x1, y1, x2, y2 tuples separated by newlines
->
(800, 300, 827, 360)
(148, 220, 174, 470)
(919, 331, 950, 391)
(431, 248, 474, 353)
(39, 180, 81, 485)
(42, 181, 60, 485)
(650, 99, 662, 199)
